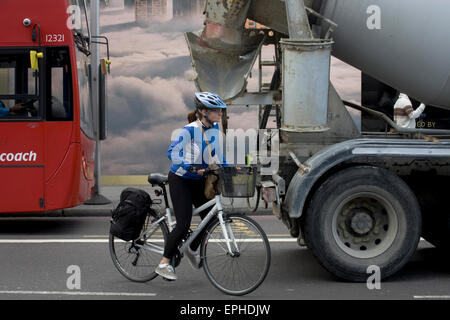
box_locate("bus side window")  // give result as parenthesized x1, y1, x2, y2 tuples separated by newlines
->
(47, 48, 73, 121)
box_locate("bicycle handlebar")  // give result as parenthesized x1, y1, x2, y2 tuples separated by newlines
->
(188, 165, 223, 176)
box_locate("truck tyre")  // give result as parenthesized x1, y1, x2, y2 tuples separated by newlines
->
(303, 166, 421, 282)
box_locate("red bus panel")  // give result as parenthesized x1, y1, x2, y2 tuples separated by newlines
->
(0, 0, 96, 213)
(0, 123, 45, 212)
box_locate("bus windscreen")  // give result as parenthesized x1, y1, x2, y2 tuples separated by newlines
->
(0, 50, 40, 120)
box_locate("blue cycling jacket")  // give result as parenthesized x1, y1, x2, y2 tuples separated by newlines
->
(0, 101, 10, 117)
(168, 120, 227, 180)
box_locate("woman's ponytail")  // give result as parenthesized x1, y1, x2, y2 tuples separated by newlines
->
(187, 110, 198, 123)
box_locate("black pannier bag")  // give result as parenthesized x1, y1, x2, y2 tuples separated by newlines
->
(110, 187, 152, 241)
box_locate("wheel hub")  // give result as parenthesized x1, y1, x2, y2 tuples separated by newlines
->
(349, 209, 374, 236)
(334, 194, 399, 259)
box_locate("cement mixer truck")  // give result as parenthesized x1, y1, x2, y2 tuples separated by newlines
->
(185, 0, 450, 282)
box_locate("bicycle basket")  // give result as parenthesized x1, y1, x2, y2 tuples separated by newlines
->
(218, 166, 257, 198)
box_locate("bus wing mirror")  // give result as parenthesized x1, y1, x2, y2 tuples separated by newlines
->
(100, 58, 111, 75)
(30, 51, 44, 70)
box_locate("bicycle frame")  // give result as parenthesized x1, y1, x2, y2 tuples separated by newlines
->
(138, 194, 239, 257)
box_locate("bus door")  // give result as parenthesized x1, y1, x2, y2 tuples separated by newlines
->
(0, 49, 44, 212)
(0, 47, 74, 212)
(43, 47, 74, 209)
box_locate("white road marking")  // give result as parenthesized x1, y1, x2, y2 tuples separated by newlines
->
(0, 290, 156, 297)
(0, 237, 428, 244)
(0, 238, 298, 243)
(0, 239, 110, 243)
(414, 295, 450, 300)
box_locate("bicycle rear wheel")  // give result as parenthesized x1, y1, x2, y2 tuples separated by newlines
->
(201, 213, 271, 295)
(109, 214, 169, 282)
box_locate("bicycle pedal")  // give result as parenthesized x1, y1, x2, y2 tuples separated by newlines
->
(162, 277, 176, 282)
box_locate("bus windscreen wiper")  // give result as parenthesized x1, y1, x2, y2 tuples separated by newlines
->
(74, 32, 91, 56)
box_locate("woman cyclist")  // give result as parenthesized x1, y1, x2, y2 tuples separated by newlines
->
(155, 92, 228, 281)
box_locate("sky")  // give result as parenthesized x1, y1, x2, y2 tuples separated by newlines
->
(98, 2, 361, 176)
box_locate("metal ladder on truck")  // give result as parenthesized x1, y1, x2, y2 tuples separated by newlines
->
(257, 35, 281, 130)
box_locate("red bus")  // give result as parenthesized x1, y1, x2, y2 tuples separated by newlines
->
(0, 0, 100, 213)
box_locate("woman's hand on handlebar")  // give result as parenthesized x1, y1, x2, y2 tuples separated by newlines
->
(189, 164, 244, 176)
(188, 166, 218, 176)
(188, 166, 205, 175)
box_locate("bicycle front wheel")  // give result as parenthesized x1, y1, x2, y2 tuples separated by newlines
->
(109, 214, 169, 282)
(246, 186, 261, 212)
(201, 213, 271, 295)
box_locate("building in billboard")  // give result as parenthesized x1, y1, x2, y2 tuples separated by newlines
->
(173, 0, 204, 17)
(135, 0, 204, 23)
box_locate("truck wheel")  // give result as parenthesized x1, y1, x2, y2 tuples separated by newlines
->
(303, 166, 421, 282)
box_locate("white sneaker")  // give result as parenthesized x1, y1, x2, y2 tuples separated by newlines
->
(185, 248, 201, 270)
(155, 264, 177, 281)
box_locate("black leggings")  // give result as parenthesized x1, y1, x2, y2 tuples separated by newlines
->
(163, 171, 211, 260)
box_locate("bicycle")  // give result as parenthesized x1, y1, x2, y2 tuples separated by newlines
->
(109, 166, 271, 296)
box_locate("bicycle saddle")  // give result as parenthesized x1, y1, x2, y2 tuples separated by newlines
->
(148, 173, 168, 186)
